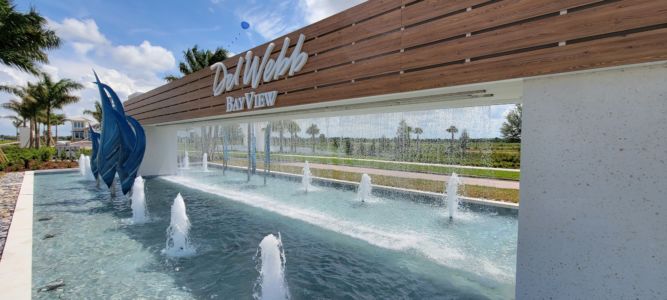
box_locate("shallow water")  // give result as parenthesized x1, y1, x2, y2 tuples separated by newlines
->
(33, 170, 517, 299)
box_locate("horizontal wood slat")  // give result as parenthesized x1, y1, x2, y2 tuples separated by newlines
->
(125, 0, 667, 125)
(401, 0, 667, 70)
(400, 27, 667, 91)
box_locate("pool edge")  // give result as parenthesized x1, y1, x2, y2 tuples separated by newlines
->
(0, 171, 33, 300)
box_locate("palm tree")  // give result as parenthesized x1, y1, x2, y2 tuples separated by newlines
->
(269, 120, 286, 153)
(305, 124, 320, 153)
(286, 121, 301, 152)
(83, 101, 103, 124)
(0, 0, 60, 75)
(414, 127, 423, 154)
(459, 129, 470, 158)
(32, 73, 82, 146)
(49, 113, 65, 142)
(2, 83, 41, 147)
(165, 45, 230, 82)
(446, 125, 458, 154)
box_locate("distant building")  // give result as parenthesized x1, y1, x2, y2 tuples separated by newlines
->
(67, 116, 98, 141)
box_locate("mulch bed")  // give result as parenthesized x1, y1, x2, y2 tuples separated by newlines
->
(0, 172, 24, 260)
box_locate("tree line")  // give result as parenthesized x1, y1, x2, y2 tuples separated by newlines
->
(1, 0, 82, 148)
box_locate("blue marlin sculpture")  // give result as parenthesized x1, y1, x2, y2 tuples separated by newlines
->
(93, 72, 146, 195)
(89, 124, 100, 179)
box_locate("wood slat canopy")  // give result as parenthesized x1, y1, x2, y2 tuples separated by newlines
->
(125, 0, 667, 125)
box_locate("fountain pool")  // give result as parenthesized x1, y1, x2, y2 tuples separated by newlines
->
(32, 169, 517, 299)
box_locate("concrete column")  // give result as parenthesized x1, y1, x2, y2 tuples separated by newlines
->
(139, 125, 177, 176)
(517, 63, 667, 299)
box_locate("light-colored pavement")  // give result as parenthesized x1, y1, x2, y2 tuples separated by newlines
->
(283, 162, 520, 190)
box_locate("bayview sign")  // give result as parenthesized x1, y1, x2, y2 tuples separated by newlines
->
(210, 33, 309, 112)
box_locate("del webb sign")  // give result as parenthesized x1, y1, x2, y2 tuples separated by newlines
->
(210, 34, 309, 113)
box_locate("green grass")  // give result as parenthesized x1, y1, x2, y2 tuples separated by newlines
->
(225, 152, 520, 181)
(221, 160, 519, 203)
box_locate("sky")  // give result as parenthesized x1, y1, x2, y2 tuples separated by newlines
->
(0, 0, 514, 138)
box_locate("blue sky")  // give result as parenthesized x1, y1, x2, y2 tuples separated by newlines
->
(0, 0, 513, 138)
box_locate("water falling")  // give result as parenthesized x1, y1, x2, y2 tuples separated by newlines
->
(202, 153, 208, 172)
(301, 161, 312, 193)
(163, 193, 195, 257)
(183, 151, 190, 169)
(254, 233, 289, 300)
(84, 156, 95, 181)
(357, 173, 372, 202)
(446, 173, 461, 219)
(78, 154, 86, 176)
(131, 176, 147, 224)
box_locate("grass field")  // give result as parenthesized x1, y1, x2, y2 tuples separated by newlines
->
(217, 160, 520, 203)
(223, 152, 521, 181)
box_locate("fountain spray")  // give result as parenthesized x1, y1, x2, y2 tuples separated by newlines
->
(131, 176, 147, 224)
(164, 193, 195, 257)
(254, 233, 289, 300)
(302, 161, 312, 193)
(446, 173, 461, 219)
(357, 173, 372, 202)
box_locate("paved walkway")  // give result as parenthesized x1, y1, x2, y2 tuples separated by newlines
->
(0, 172, 24, 259)
(283, 162, 520, 190)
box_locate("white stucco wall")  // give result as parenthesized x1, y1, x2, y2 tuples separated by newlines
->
(139, 126, 177, 176)
(517, 63, 667, 299)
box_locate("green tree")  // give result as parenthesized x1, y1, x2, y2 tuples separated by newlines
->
(459, 129, 470, 158)
(165, 45, 230, 81)
(2, 83, 42, 147)
(395, 119, 412, 159)
(32, 73, 82, 146)
(269, 120, 286, 153)
(0, 0, 60, 75)
(47, 113, 65, 142)
(83, 101, 102, 124)
(501, 104, 522, 142)
(446, 125, 458, 155)
(305, 123, 320, 153)
(286, 120, 300, 152)
(344, 138, 352, 155)
(414, 127, 423, 155)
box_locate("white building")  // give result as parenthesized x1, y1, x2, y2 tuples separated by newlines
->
(67, 116, 98, 141)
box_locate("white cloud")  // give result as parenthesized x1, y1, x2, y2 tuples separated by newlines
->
(299, 0, 365, 23)
(111, 41, 176, 72)
(72, 42, 95, 55)
(48, 18, 109, 45)
(238, 5, 301, 40)
(0, 17, 176, 135)
(236, 0, 365, 42)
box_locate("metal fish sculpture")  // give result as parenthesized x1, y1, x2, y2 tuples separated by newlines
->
(95, 72, 121, 188)
(89, 124, 100, 179)
(123, 116, 146, 185)
(98, 82, 135, 194)
(94, 72, 146, 194)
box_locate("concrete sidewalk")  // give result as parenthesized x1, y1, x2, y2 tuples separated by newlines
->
(283, 162, 520, 190)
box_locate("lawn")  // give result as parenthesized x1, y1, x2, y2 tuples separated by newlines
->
(217, 160, 520, 203)
(224, 152, 521, 181)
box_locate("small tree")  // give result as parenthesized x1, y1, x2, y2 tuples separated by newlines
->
(446, 125, 458, 155)
(344, 138, 352, 155)
(414, 127, 423, 155)
(286, 120, 301, 152)
(395, 119, 412, 159)
(501, 104, 522, 142)
(459, 129, 470, 158)
(305, 123, 320, 153)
